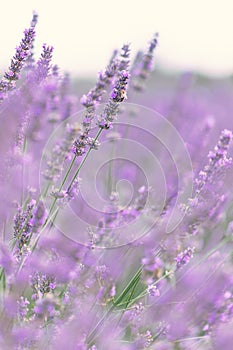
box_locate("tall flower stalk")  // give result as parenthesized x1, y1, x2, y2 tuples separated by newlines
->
(44, 67, 130, 229)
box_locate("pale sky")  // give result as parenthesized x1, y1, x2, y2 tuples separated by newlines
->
(0, 0, 233, 77)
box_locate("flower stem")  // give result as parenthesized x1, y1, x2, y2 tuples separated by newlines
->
(67, 128, 103, 193)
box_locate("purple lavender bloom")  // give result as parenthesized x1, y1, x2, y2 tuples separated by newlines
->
(24, 12, 38, 69)
(51, 176, 80, 206)
(17, 296, 30, 321)
(30, 271, 56, 298)
(31, 200, 45, 231)
(118, 43, 131, 72)
(80, 49, 118, 111)
(196, 129, 232, 192)
(132, 33, 159, 91)
(73, 46, 129, 159)
(44, 123, 82, 181)
(98, 70, 130, 129)
(73, 51, 118, 158)
(175, 246, 195, 269)
(35, 44, 54, 81)
(186, 129, 233, 214)
(147, 284, 160, 297)
(0, 14, 37, 98)
(13, 200, 35, 261)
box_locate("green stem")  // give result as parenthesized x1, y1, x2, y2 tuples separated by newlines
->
(116, 270, 173, 309)
(116, 272, 141, 327)
(43, 155, 77, 227)
(67, 129, 102, 193)
(87, 265, 143, 344)
(44, 128, 102, 230)
(42, 181, 52, 198)
(107, 140, 116, 195)
(20, 137, 27, 206)
(113, 266, 143, 307)
(18, 129, 104, 274)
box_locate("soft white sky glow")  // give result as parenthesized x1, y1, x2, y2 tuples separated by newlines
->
(1, 0, 233, 77)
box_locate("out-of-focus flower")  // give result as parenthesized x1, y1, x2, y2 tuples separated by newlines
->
(175, 246, 195, 269)
(132, 33, 159, 92)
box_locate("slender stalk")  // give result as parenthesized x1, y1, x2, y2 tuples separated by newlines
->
(87, 265, 143, 344)
(113, 266, 143, 307)
(17, 129, 104, 275)
(43, 154, 77, 226)
(67, 128, 102, 193)
(44, 129, 103, 232)
(42, 180, 52, 198)
(44, 128, 102, 230)
(116, 272, 141, 327)
(107, 140, 116, 195)
(116, 270, 173, 309)
(20, 137, 27, 206)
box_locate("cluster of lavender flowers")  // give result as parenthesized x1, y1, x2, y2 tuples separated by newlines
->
(1, 13, 233, 350)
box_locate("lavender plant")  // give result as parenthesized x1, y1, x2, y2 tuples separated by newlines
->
(0, 14, 233, 350)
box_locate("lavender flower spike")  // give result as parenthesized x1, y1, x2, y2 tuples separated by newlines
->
(133, 32, 159, 91)
(118, 43, 131, 72)
(80, 49, 118, 112)
(98, 70, 130, 129)
(73, 51, 118, 157)
(0, 14, 37, 97)
(193, 129, 232, 199)
(36, 44, 54, 81)
(175, 246, 195, 269)
(25, 12, 38, 68)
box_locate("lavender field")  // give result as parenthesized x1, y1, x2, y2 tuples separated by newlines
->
(1, 12, 233, 350)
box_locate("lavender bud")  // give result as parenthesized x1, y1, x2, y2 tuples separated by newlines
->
(147, 284, 160, 297)
(175, 247, 195, 269)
